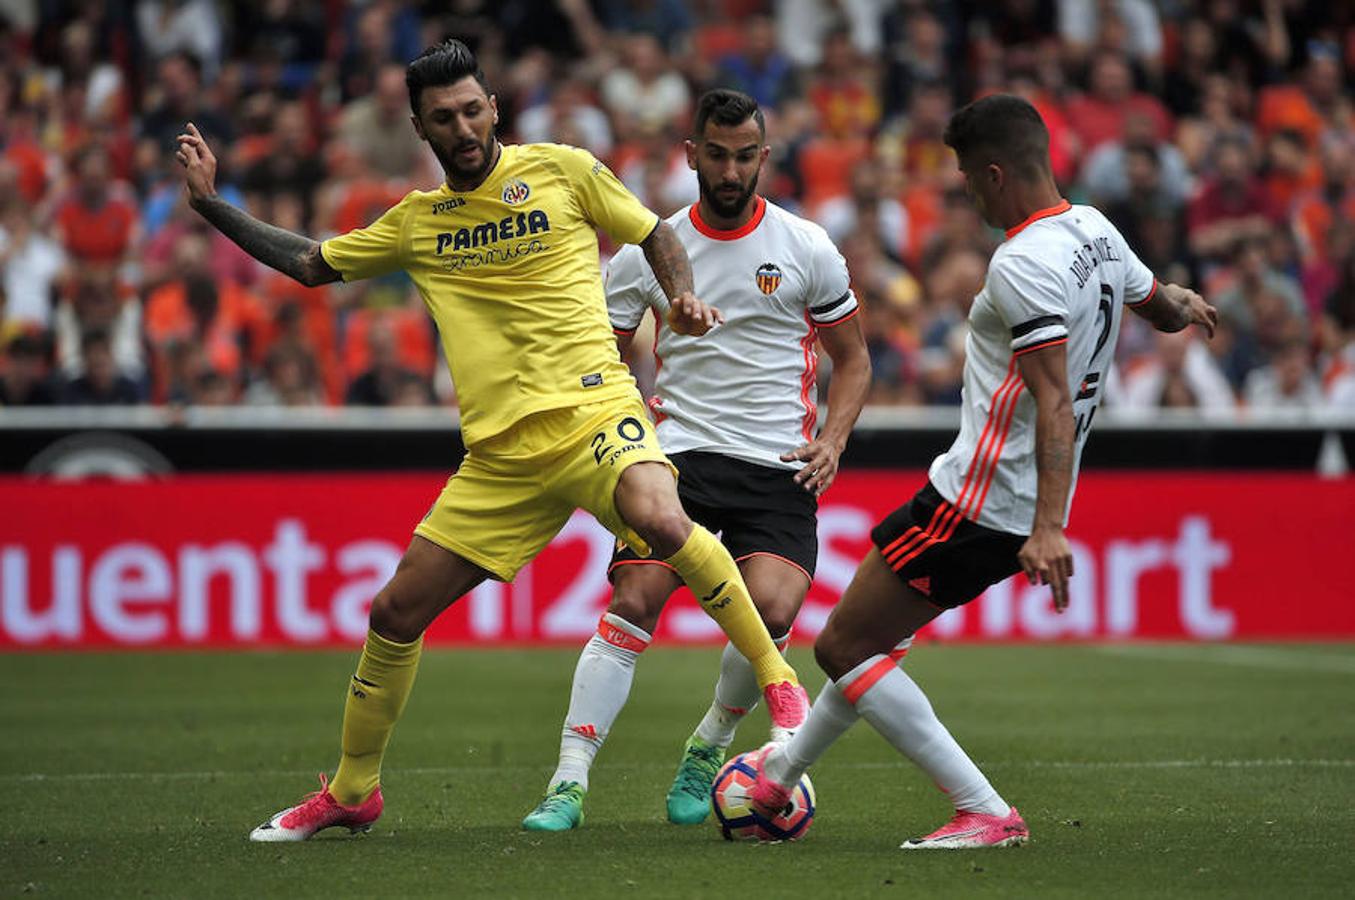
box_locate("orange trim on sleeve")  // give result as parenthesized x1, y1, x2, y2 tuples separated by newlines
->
(1013, 336, 1068, 357)
(815, 307, 860, 328)
(1126, 281, 1159, 308)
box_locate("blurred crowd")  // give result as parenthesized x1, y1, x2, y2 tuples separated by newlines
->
(2, 0, 1354, 414)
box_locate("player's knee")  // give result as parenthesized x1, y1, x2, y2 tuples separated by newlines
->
(758, 604, 798, 641)
(606, 590, 661, 636)
(369, 588, 425, 644)
(813, 629, 863, 682)
(633, 508, 691, 559)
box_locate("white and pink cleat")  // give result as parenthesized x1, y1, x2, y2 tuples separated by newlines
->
(900, 807, 1029, 849)
(248, 774, 383, 842)
(745, 743, 795, 816)
(762, 681, 810, 741)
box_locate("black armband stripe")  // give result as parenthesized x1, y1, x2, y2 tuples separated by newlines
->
(1010, 314, 1066, 339)
(809, 291, 851, 315)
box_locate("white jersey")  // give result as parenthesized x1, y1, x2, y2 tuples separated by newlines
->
(606, 197, 858, 469)
(929, 201, 1156, 535)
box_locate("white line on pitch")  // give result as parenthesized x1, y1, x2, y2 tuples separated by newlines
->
(6, 758, 1354, 784)
(1095, 644, 1355, 674)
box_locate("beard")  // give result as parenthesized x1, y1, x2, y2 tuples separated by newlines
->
(696, 166, 760, 219)
(431, 131, 497, 184)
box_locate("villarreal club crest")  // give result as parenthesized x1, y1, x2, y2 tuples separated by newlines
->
(755, 263, 782, 295)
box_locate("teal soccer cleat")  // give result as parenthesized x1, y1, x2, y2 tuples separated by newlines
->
(521, 781, 586, 832)
(665, 736, 726, 825)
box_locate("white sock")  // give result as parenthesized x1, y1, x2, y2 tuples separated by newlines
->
(765, 680, 859, 785)
(841, 653, 1008, 816)
(694, 631, 789, 747)
(549, 613, 651, 791)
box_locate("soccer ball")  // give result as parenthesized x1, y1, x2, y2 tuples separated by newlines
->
(711, 750, 816, 842)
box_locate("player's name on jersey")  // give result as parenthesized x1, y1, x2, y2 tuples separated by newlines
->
(1068, 235, 1123, 290)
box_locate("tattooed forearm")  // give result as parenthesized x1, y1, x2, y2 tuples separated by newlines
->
(1032, 395, 1075, 530)
(640, 221, 695, 300)
(191, 195, 340, 286)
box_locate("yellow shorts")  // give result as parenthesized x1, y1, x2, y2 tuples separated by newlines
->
(413, 396, 676, 581)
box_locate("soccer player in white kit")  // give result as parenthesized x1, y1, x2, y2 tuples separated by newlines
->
(748, 94, 1218, 848)
(521, 89, 872, 831)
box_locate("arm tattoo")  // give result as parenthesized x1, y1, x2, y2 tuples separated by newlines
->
(640, 222, 694, 300)
(1141, 283, 1191, 333)
(191, 195, 340, 286)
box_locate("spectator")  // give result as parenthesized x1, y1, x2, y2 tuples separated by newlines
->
(346, 317, 432, 407)
(1058, 0, 1163, 74)
(61, 327, 142, 404)
(245, 341, 324, 407)
(49, 144, 140, 268)
(138, 52, 234, 155)
(805, 25, 880, 140)
(1323, 260, 1355, 407)
(775, 0, 886, 69)
(1120, 330, 1236, 411)
(1187, 138, 1278, 264)
(814, 156, 909, 263)
(0, 331, 58, 406)
(600, 33, 691, 140)
(1065, 53, 1171, 154)
(1163, 18, 1218, 117)
(135, 0, 224, 77)
(1262, 129, 1322, 216)
(1103, 145, 1191, 286)
(241, 101, 327, 226)
(716, 14, 797, 112)
(338, 62, 435, 181)
(1242, 338, 1323, 409)
(52, 266, 144, 383)
(1256, 41, 1345, 148)
(879, 8, 950, 121)
(593, 0, 693, 52)
(1080, 111, 1192, 208)
(338, 3, 423, 103)
(0, 201, 66, 329)
(515, 75, 614, 158)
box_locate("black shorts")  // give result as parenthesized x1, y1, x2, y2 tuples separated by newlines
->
(610, 450, 818, 581)
(870, 481, 1027, 609)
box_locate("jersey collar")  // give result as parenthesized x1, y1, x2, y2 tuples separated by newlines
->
(1004, 199, 1071, 239)
(688, 195, 766, 240)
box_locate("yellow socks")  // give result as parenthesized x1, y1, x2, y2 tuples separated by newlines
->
(664, 525, 798, 690)
(329, 629, 423, 806)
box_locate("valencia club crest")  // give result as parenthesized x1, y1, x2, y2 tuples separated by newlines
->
(755, 263, 782, 295)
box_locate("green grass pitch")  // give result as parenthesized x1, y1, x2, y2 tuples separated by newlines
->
(3, 644, 1353, 898)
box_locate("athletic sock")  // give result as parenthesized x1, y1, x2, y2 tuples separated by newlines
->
(694, 632, 790, 747)
(765, 679, 860, 786)
(664, 526, 796, 690)
(330, 628, 423, 806)
(549, 613, 651, 791)
(839, 653, 1008, 816)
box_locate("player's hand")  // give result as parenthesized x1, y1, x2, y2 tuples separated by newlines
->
(1182, 288, 1218, 339)
(1018, 525, 1074, 612)
(666, 292, 724, 336)
(175, 123, 219, 206)
(781, 437, 844, 497)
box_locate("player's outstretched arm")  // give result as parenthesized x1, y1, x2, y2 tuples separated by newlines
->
(781, 315, 871, 496)
(1132, 281, 1218, 338)
(1015, 341, 1076, 612)
(176, 123, 339, 287)
(641, 221, 723, 335)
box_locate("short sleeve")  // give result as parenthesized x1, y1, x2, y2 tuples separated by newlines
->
(605, 243, 660, 334)
(320, 193, 413, 281)
(805, 229, 859, 327)
(556, 145, 660, 246)
(1119, 233, 1158, 308)
(987, 253, 1071, 355)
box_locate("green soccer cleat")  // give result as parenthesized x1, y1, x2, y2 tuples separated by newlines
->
(521, 781, 586, 832)
(665, 736, 726, 825)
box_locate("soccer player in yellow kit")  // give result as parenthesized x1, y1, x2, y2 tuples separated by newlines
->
(174, 39, 809, 841)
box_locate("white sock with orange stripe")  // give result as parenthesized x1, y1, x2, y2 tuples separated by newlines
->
(694, 631, 790, 748)
(837, 652, 1008, 816)
(765, 638, 913, 786)
(550, 613, 651, 790)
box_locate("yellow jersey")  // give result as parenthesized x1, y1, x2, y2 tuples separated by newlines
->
(321, 142, 660, 446)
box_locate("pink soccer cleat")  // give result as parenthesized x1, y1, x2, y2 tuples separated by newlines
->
(763, 681, 809, 736)
(900, 806, 1029, 850)
(744, 743, 794, 817)
(248, 774, 383, 842)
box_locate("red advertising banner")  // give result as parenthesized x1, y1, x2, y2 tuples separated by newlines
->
(2, 471, 1352, 648)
